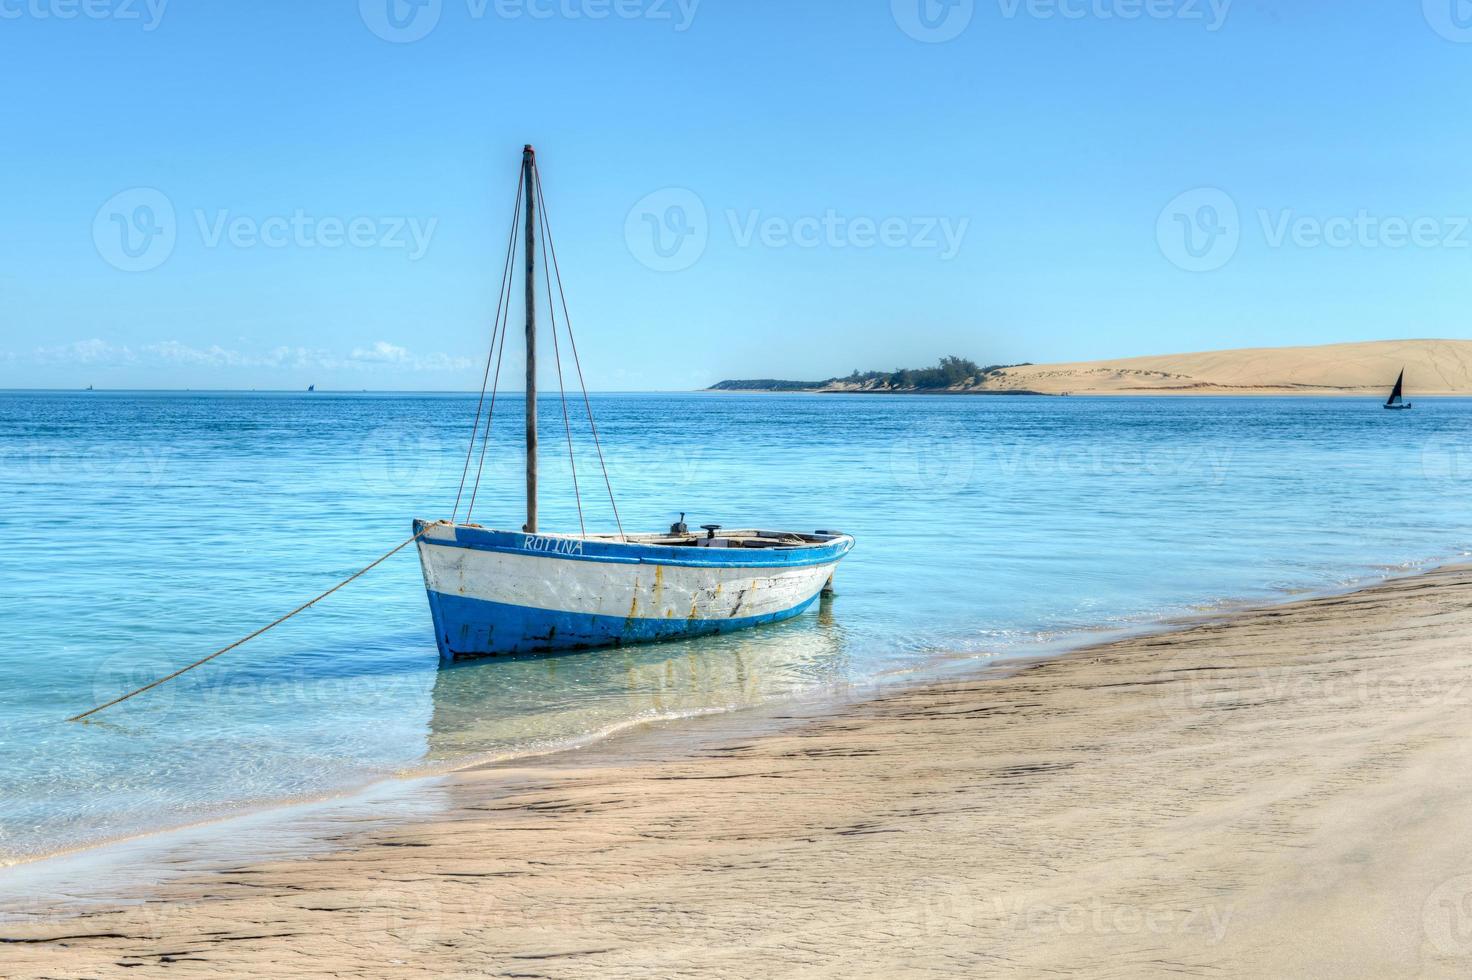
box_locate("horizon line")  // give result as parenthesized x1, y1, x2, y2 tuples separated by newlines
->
(0, 387, 706, 395)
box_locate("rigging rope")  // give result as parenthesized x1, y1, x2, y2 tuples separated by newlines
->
(66, 157, 629, 724)
(67, 524, 441, 723)
(466, 176, 522, 524)
(466, 261, 515, 523)
(454, 168, 524, 523)
(535, 161, 587, 539)
(534, 172, 626, 541)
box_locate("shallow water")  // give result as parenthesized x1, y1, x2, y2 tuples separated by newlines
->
(2, 391, 1470, 863)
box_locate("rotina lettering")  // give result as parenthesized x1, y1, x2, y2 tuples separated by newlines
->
(522, 535, 586, 556)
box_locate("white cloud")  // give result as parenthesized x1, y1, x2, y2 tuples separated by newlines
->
(19, 338, 472, 374)
(34, 338, 135, 364)
(265, 346, 326, 370)
(404, 351, 476, 372)
(144, 341, 250, 367)
(348, 341, 472, 372)
(349, 341, 411, 364)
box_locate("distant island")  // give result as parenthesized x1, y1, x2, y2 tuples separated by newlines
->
(709, 340, 1472, 396)
(709, 357, 1039, 394)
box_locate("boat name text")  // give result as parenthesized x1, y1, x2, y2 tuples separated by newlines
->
(523, 535, 585, 556)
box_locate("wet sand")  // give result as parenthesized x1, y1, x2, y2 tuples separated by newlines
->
(6, 567, 1472, 977)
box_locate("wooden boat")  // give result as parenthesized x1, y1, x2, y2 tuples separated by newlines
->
(414, 147, 854, 660)
(1383, 369, 1412, 411)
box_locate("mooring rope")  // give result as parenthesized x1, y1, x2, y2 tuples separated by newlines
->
(67, 524, 441, 723)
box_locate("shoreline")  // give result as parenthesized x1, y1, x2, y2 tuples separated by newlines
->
(703, 388, 1472, 397)
(4, 555, 1447, 876)
(7, 566, 1472, 975)
(10, 387, 1472, 398)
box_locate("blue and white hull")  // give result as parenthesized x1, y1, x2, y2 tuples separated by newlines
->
(414, 520, 854, 659)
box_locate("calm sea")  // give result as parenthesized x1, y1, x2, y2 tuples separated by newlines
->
(2, 391, 1470, 863)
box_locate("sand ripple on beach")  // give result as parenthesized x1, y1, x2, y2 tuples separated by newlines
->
(7, 568, 1472, 978)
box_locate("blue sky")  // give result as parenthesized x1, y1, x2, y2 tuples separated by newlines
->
(1, 0, 1469, 390)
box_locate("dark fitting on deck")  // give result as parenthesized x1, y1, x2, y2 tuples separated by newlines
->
(670, 512, 688, 535)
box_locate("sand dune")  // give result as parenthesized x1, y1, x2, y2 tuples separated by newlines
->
(985, 338, 1472, 395)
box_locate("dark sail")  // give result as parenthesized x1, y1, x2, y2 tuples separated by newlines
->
(1386, 369, 1404, 407)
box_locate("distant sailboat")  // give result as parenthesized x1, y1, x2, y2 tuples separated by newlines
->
(307, 384, 316, 392)
(1383, 369, 1412, 411)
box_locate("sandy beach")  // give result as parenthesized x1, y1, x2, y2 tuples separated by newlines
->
(718, 340, 1472, 396)
(985, 338, 1472, 395)
(6, 567, 1472, 978)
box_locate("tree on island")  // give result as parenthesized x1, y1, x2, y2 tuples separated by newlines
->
(844, 355, 994, 389)
(712, 356, 1030, 392)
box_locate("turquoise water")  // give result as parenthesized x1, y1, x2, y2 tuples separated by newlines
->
(2, 391, 1471, 864)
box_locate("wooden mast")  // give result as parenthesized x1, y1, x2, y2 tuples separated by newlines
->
(523, 144, 538, 534)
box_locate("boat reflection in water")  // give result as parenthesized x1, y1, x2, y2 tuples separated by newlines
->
(425, 595, 848, 764)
